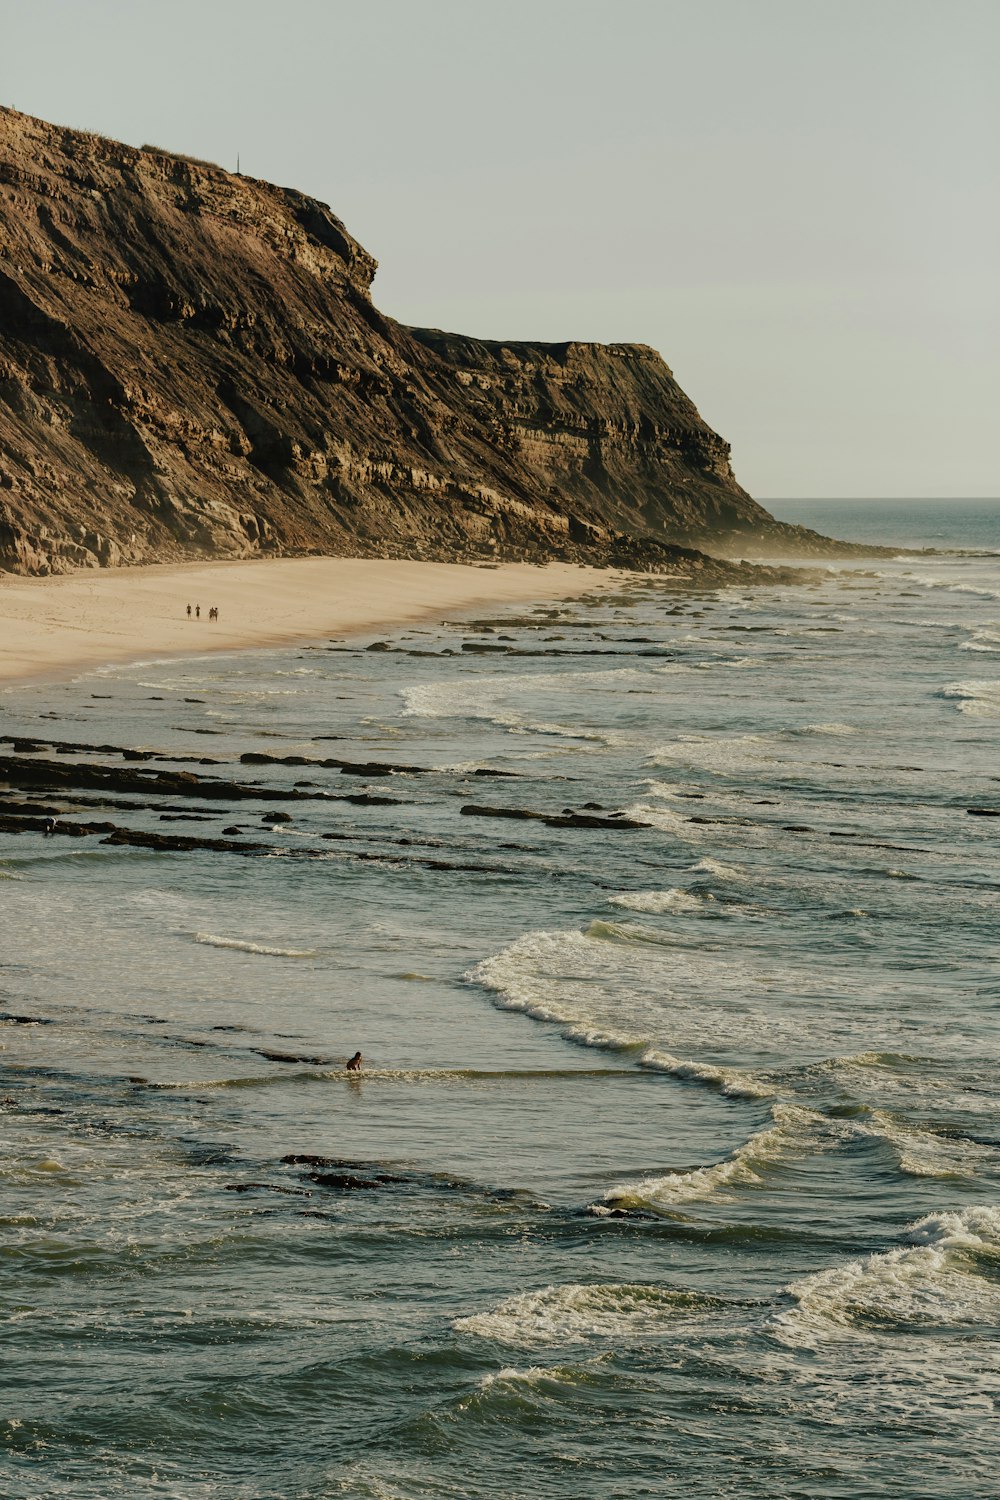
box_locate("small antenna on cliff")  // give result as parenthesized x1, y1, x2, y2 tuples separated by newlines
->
(236, 153, 241, 175)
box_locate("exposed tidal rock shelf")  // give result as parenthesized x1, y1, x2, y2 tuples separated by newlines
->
(2, 735, 981, 869)
(0, 107, 882, 577)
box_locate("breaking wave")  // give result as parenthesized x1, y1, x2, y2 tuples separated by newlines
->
(939, 679, 1000, 715)
(454, 1281, 719, 1346)
(609, 888, 712, 915)
(604, 1103, 826, 1210)
(960, 629, 1000, 653)
(771, 1206, 1000, 1345)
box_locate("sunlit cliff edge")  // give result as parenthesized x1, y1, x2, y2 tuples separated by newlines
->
(0, 107, 878, 577)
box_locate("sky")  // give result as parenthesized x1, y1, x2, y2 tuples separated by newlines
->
(2, 0, 997, 500)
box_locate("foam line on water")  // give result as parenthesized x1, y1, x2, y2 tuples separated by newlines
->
(467, 926, 774, 1098)
(190, 932, 319, 958)
(150, 1064, 649, 1090)
(638, 1048, 776, 1100)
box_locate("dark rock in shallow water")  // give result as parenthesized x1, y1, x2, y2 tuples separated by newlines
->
(459, 804, 550, 823)
(254, 1048, 331, 1065)
(240, 749, 430, 777)
(460, 803, 648, 830)
(334, 759, 430, 777)
(578, 1204, 659, 1220)
(101, 828, 268, 854)
(0, 752, 310, 802)
(225, 1182, 313, 1196)
(262, 810, 293, 823)
(545, 811, 648, 830)
(967, 807, 1000, 817)
(308, 1173, 382, 1191)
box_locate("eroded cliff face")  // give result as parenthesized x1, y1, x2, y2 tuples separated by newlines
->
(0, 107, 851, 576)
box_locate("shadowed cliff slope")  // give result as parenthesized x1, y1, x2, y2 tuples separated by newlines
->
(0, 107, 864, 576)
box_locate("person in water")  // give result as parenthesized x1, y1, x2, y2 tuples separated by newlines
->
(346, 1052, 363, 1072)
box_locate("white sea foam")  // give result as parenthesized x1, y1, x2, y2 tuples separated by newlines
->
(902, 1205, 1000, 1249)
(455, 1282, 715, 1346)
(609, 888, 711, 915)
(605, 1103, 824, 1209)
(474, 1365, 583, 1393)
(467, 923, 822, 1072)
(622, 801, 700, 838)
(771, 1206, 1000, 1346)
(401, 667, 660, 730)
(191, 933, 318, 958)
(793, 721, 859, 736)
(469, 927, 648, 1050)
(824, 1052, 1000, 1118)
(902, 571, 1000, 602)
(649, 732, 775, 775)
(690, 856, 745, 881)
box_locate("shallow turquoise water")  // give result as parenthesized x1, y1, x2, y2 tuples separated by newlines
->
(2, 502, 998, 1498)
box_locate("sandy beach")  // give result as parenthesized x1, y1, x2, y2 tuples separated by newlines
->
(0, 557, 625, 686)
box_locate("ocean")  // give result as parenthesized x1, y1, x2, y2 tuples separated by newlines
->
(1, 499, 998, 1499)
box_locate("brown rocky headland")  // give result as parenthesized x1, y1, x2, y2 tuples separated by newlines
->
(0, 107, 886, 579)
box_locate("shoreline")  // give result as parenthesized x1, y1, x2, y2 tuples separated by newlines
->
(0, 556, 633, 688)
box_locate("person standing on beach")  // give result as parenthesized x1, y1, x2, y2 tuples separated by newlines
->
(195, 605, 200, 618)
(186, 604, 191, 617)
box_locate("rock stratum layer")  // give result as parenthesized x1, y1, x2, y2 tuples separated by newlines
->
(1, 107, 864, 576)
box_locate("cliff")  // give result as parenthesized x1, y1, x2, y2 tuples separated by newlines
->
(0, 107, 860, 576)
